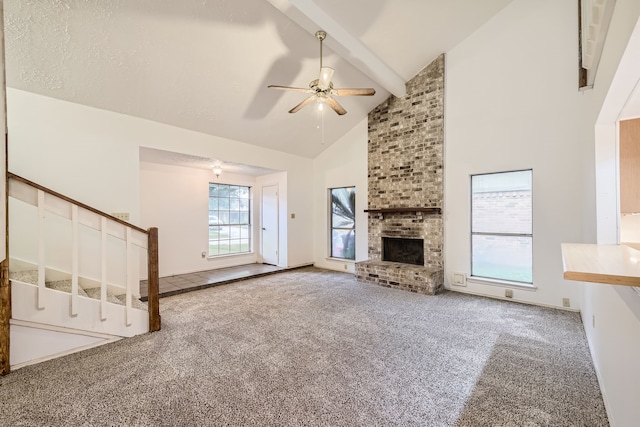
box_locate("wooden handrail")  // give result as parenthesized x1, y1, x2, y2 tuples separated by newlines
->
(8, 173, 148, 234)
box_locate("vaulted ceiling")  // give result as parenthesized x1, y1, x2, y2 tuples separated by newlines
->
(4, 0, 514, 158)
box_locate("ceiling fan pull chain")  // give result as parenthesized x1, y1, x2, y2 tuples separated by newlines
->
(321, 109, 325, 145)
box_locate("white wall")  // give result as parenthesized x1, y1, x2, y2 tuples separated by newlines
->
(10, 322, 114, 369)
(445, 0, 590, 309)
(7, 89, 314, 271)
(446, 0, 640, 425)
(140, 162, 262, 276)
(8, 90, 141, 221)
(588, 4, 640, 426)
(313, 118, 368, 273)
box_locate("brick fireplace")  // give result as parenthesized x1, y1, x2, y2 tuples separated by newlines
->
(355, 55, 444, 295)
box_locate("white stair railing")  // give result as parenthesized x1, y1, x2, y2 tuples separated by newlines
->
(8, 173, 160, 332)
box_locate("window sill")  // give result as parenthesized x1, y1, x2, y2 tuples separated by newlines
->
(467, 276, 537, 291)
(326, 257, 355, 263)
(207, 252, 254, 260)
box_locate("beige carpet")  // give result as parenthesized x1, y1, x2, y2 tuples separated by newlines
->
(0, 267, 608, 426)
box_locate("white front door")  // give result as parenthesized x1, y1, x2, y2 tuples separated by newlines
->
(261, 185, 279, 265)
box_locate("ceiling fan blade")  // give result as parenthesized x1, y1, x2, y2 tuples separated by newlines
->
(326, 97, 347, 115)
(331, 88, 376, 96)
(318, 67, 334, 91)
(268, 85, 311, 93)
(289, 95, 317, 113)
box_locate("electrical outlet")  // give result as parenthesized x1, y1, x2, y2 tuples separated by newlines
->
(505, 289, 513, 298)
(562, 298, 570, 308)
(344, 264, 348, 270)
(452, 272, 467, 287)
(112, 212, 129, 221)
(201, 251, 206, 258)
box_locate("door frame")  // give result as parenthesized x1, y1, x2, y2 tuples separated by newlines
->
(261, 184, 279, 266)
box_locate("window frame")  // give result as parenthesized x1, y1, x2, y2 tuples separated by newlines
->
(329, 186, 356, 260)
(208, 183, 252, 258)
(470, 169, 533, 285)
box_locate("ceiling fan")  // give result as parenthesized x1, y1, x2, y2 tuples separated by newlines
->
(268, 31, 375, 116)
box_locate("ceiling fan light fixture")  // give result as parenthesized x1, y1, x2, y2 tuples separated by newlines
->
(318, 66, 334, 90)
(211, 163, 223, 178)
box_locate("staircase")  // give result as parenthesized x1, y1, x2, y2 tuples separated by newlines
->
(6, 173, 160, 370)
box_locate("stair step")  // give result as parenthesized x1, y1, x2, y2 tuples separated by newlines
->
(84, 287, 148, 310)
(9, 269, 38, 284)
(83, 287, 125, 305)
(46, 279, 89, 298)
(10, 269, 147, 310)
(10, 272, 91, 299)
(115, 294, 148, 311)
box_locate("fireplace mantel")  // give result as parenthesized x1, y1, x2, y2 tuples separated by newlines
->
(364, 207, 441, 215)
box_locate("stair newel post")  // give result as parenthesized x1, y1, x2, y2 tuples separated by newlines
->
(1, 139, 8, 376)
(37, 189, 45, 309)
(71, 204, 79, 316)
(100, 217, 107, 321)
(147, 227, 160, 332)
(0, 0, 10, 376)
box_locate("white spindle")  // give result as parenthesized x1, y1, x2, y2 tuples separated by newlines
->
(125, 227, 133, 326)
(71, 204, 79, 316)
(100, 217, 107, 321)
(37, 190, 45, 310)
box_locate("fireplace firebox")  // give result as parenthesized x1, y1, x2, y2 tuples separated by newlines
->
(382, 237, 424, 266)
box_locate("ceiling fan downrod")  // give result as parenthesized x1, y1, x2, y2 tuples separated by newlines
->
(316, 30, 326, 69)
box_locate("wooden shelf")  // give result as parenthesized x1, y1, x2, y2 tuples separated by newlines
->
(364, 207, 441, 215)
(561, 243, 640, 287)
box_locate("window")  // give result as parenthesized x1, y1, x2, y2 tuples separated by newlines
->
(330, 187, 355, 260)
(471, 170, 532, 283)
(209, 183, 251, 257)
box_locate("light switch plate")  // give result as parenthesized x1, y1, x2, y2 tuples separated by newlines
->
(112, 212, 130, 221)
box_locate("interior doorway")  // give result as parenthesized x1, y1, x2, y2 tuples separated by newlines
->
(261, 185, 279, 265)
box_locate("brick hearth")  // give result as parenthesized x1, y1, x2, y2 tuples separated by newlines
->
(355, 261, 443, 295)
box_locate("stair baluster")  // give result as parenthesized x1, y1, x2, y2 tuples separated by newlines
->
(37, 189, 45, 310)
(125, 227, 132, 327)
(71, 204, 79, 316)
(100, 216, 107, 321)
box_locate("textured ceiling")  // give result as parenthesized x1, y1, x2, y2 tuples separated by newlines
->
(140, 147, 279, 176)
(4, 0, 513, 159)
